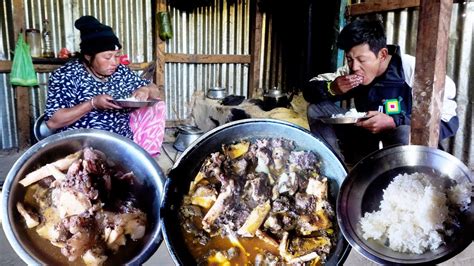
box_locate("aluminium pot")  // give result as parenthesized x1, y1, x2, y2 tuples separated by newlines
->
(173, 125, 203, 152)
(160, 118, 351, 265)
(262, 88, 294, 111)
(207, 87, 228, 100)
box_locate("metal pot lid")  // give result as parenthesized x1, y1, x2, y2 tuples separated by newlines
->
(264, 89, 287, 98)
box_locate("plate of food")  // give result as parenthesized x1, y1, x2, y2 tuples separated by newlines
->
(317, 109, 368, 124)
(337, 145, 473, 264)
(113, 97, 160, 108)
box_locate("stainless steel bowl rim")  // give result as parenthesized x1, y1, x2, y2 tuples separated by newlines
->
(208, 87, 226, 91)
(177, 125, 203, 134)
(206, 89, 227, 99)
(1, 129, 166, 265)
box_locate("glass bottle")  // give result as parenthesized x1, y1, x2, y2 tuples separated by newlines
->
(42, 19, 55, 58)
(25, 29, 41, 57)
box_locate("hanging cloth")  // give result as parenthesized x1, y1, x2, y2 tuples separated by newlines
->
(10, 33, 39, 86)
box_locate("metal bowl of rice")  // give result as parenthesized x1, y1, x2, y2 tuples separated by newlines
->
(337, 145, 473, 264)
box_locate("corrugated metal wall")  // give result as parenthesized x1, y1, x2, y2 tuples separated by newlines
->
(165, 0, 250, 120)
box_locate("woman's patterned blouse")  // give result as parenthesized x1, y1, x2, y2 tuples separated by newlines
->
(45, 59, 150, 139)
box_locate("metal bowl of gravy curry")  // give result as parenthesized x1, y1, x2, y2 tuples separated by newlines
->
(161, 118, 351, 265)
(1, 129, 165, 265)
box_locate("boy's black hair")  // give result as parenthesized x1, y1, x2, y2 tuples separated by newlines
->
(336, 18, 387, 55)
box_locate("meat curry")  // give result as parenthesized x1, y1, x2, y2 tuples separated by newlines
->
(179, 138, 337, 265)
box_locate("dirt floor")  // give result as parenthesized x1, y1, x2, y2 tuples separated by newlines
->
(1, 131, 473, 265)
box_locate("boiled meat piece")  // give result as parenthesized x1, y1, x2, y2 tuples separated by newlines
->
(54, 189, 92, 218)
(202, 180, 235, 232)
(82, 248, 107, 266)
(16, 202, 40, 228)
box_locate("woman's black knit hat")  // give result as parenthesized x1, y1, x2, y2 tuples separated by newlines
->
(75, 15, 122, 55)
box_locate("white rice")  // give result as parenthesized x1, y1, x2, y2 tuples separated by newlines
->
(360, 172, 472, 254)
(332, 108, 366, 119)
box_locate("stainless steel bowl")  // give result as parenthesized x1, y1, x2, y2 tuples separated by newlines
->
(1, 129, 166, 265)
(337, 145, 473, 264)
(206, 87, 227, 99)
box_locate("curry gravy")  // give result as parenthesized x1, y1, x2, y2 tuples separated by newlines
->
(181, 228, 280, 265)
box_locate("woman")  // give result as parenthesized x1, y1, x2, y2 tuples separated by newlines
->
(45, 15, 160, 139)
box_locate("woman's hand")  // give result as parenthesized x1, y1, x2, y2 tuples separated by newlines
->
(132, 83, 160, 100)
(355, 111, 396, 134)
(92, 94, 122, 110)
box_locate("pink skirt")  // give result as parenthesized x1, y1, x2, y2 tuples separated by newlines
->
(129, 100, 166, 157)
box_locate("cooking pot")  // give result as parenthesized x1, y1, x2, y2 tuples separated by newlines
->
(1, 129, 165, 265)
(207, 87, 228, 100)
(173, 125, 204, 152)
(33, 113, 56, 141)
(161, 118, 350, 265)
(263, 88, 293, 111)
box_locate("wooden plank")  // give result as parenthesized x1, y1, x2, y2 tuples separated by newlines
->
(12, 0, 30, 148)
(0, 61, 12, 72)
(248, 0, 263, 98)
(164, 53, 251, 64)
(155, 0, 166, 101)
(15, 87, 31, 148)
(347, 0, 420, 16)
(411, 0, 453, 146)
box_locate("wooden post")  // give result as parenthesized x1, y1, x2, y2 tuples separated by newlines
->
(411, 0, 453, 147)
(248, 0, 263, 98)
(155, 0, 167, 101)
(12, 0, 31, 148)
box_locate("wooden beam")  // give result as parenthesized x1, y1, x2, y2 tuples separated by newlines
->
(0, 61, 12, 72)
(248, 0, 263, 98)
(11, 0, 31, 148)
(411, 0, 453, 146)
(164, 53, 251, 64)
(15, 87, 31, 148)
(0, 60, 154, 73)
(155, 0, 167, 101)
(347, 0, 420, 16)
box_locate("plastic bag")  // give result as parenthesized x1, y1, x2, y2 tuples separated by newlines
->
(10, 33, 39, 86)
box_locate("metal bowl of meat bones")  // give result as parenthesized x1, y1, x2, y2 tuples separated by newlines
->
(161, 118, 351, 265)
(1, 129, 166, 265)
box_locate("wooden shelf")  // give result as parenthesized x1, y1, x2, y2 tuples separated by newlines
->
(32, 57, 69, 64)
(0, 59, 151, 73)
